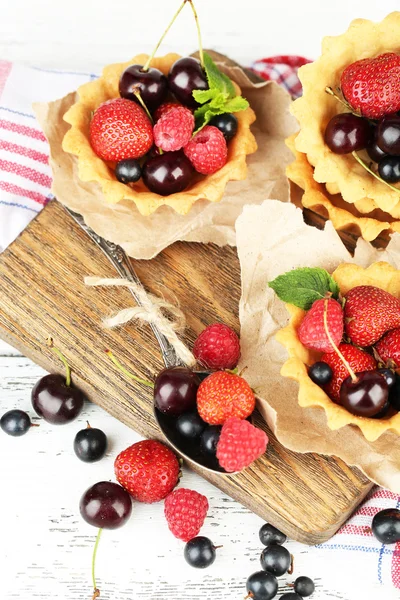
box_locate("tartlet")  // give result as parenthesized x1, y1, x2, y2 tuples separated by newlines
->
(276, 262, 400, 441)
(62, 53, 257, 217)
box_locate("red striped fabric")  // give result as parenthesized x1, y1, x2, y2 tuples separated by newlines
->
(0, 139, 48, 164)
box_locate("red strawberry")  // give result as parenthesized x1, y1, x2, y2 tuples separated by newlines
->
(298, 298, 343, 353)
(164, 488, 208, 541)
(114, 440, 180, 503)
(184, 125, 228, 174)
(153, 102, 180, 122)
(344, 286, 400, 347)
(321, 343, 376, 401)
(153, 105, 194, 152)
(197, 371, 255, 425)
(90, 98, 153, 162)
(193, 323, 240, 370)
(375, 328, 400, 367)
(341, 53, 400, 119)
(216, 417, 268, 473)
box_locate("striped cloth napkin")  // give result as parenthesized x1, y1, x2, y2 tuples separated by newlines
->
(0, 56, 400, 591)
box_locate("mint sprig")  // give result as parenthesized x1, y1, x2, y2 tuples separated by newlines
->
(269, 267, 340, 310)
(192, 52, 249, 132)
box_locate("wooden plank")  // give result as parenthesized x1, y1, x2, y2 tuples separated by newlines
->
(0, 200, 372, 544)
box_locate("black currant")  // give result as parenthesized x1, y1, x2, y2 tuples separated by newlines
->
(184, 536, 216, 568)
(209, 113, 238, 141)
(378, 368, 396, 388)
(246, 571, 278, 600)
(378, 156, 400, 184)
(294, 576, 315, 597)
(389, 374, 400, 411)
(176, 411, 205, 440)
(372, 508, 400, 544)
(260, 545, 291, 577)
(308, 362, 333, 386)
(115, 159, 142, 184)
(200, 425, 221, 456)
(259, 523, 287, 546)
(74, 423, 108, 462)
(279, 594, 302, 600)
(0, 409, 32, 437)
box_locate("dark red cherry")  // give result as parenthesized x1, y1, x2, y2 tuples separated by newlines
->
(142, 151, 194, 195)
(340, 371, 389, 417)
(80, 481, 132, 529)
(168, 57, 208, 109)
(376, 115, 400, 155)
(154, 367, 200, 415)
(324, 113, 371, 154)
(119, 64, 168, 111)
(31, 374, 85, 424)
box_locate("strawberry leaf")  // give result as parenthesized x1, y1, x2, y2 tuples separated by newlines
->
(269, 267, 340, 310)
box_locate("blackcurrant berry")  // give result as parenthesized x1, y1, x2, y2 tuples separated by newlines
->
(340, 371, 388, 417)
(209, 113, 238, 141)
(260, 544, 291, 577)
(74, 424, 108, 462)
(389, 374, 400, 411)
(372, 508, 400, 544)
(378, 368, 396, 388)
(246, 571, 278, 600)
(324, 113, 371, 154)
(115, 159, 142, 184)
(184, 536, 216, 568)
(378, 156, 400, 184)
(200, 425, 221, 456)
(376, 115, 400, 155)
(259, 523, 287, 546)
(367, 141, 387, 163)
(294, 576, 315, 597)
(176, 411, 205, 440)
(0, 409, 32, 437)
(308, 362, 333, 386)
(279, 594, 302, 600)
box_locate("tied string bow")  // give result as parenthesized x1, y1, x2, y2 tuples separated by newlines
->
(84, 277, 196, 367)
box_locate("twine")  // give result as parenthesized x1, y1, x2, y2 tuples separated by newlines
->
(84, 277, 196, 366)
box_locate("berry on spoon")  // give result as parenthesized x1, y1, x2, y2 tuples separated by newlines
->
(197, 371, 255, 424)
(200, 425, 221, 456)
(176, 411, 205, 440)
(154, 367, 200, 415)
(216, 417, 268, 472)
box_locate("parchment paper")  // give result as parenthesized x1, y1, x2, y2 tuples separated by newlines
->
(34, 60, 297, 259)
(237, 200, 400, 492)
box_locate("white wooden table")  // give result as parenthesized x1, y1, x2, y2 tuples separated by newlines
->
(2, 1, 400, 598)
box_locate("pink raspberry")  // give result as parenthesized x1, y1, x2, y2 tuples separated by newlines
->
(153, 102, 180, 122)
(164, 488, 209, 541)
(193, 323, 240, 370)
(153, 105, 194, 152)
(216, 417, 268, 473)
(184, 125, 228, 174)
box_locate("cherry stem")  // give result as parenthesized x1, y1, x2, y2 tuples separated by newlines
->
(288, 554, 294, 575)
(187, 0, 204, 69)
(132, 89, 154, 124)
(47, 337, 71, 387)
(106, 350, 154, 388)
(30, 423, 40, 428)
(323, 299, 357, 382)
(324, 87, 358, 115)
(86, 421, 91, 429)
(91, 528, 103, 600)
(352, 152, 400, 196)
(142, 0, 187, 72)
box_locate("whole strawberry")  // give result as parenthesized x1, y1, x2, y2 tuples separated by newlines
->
(184, 125, 228, 174)
(375, 328, 400, 367)
(193, 323, 240, 370)
(164, 488, 208, 542)
(114, 439, 180, 503)
(298, 298, 343, 353)
(216, 417, 268, 472)
(320, 343, 376, 401)
(341, 53, 400, 119)
(153, 105, 194, 152)
(344, 286, 400, 347)
(197, 371, 255, 425)
(90, 98, 153, 162)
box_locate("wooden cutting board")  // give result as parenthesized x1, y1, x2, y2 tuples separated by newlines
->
(0, 200, 373, 544)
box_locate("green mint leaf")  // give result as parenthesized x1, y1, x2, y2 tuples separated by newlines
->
(203, 52, 236, 98)
(223, 96, 249, 112)
(209, 92, 229, 110)
(193, 93, 250, 133)
(194, 105, 225, 133)
(192, 88, 220, 104)
(268, 267, 340, 310)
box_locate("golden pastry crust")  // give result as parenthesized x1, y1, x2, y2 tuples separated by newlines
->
(277, 262, 400, 442)
(286, 134, 400, 241)
(62, 53, 257, 216)
(291, 12, 400, 215)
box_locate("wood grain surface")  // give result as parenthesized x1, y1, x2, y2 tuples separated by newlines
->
(0, 200, 373, 544)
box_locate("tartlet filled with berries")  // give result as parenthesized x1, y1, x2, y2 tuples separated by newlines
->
(62, 1, 256, 217)
(288, 12, 400, 241)
(269, 262, 400, 441)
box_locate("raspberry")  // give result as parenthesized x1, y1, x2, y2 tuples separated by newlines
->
(184, 125, 228, 174)
(164, 488, 209, 541)
(197, 371, 255, 425)
(193, 323, 240, 370)
(298, 298, 344, 353)
(153, 102, 179, 122)
(321, 343, 377, 401)
(153, 105, 194, 152)
(216, 417, 268, 472)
